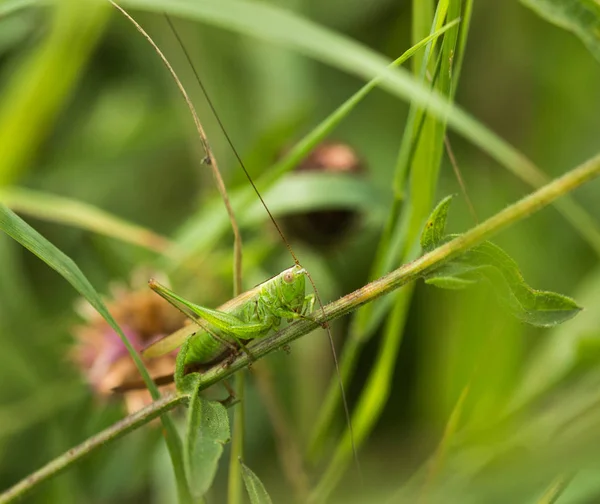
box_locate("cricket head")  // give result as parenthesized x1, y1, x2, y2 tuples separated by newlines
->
(277, 264, 306, 310)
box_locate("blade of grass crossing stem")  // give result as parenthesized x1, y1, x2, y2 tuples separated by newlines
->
(167, 19, 459, 266)
(0, 205, 192, 503)
(308, 1, 456, 461)
(309, 285, 414, 502)
(125, 0, 600, 258)
(0, 187, 174, 254)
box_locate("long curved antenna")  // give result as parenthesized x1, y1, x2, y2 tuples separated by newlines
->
(163, 14, 361, 479)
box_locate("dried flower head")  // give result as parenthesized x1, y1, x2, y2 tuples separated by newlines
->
(282, 141, 365, 248)
(72, 273, 185, 413)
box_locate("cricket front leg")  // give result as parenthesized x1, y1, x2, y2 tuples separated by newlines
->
(273, 295, 329, 329)
(302, 293, 315, 316)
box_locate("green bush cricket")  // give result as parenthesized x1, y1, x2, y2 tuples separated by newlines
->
(142, 265, 315, 377)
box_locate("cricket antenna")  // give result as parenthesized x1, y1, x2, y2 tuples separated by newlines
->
(163, 14, 361, 479)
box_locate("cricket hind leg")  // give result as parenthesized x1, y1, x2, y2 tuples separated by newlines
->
(198, 322, 257, 362)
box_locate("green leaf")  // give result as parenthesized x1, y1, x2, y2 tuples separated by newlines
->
(420, 194, 454, 252)
(520, 0, 600, 64)
(421, 197, 582, 327)
(242, 172, 387, 226)
(184, 393, 230, 499)
(240, 459, 274, 504)
(0, 187, 172, 253)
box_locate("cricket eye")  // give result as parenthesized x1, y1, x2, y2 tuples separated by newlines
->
(283, 271, 294, 284)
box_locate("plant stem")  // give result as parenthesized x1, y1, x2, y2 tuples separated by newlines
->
(0, 393, 186, 504)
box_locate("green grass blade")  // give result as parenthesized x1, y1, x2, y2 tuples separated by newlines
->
(0, 204, 192, 503)
(0, 187, 173, 253)
(521, 0, 600, 63)
(411, 0, 434, 73)
(0, 0, 109, 185)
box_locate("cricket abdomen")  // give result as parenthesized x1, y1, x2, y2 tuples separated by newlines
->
(183, 328, 237, 365)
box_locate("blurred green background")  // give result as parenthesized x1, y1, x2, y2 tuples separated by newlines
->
(2, 0, 600, 503)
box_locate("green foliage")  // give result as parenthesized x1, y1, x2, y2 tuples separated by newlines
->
(240, 460, 273, 504)
(184, 391, 230, 499)
(421, 196, 582, 327)
(521, 0, 600, 63)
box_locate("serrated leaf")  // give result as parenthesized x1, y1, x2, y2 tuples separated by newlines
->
(520, 0, 600, 64)
(420, 196, 582, 327)
(420, 194, 454, 252)
(240, 460, 274, 504)
(184, 393, 230, 499)
(508, 290, 582, 327)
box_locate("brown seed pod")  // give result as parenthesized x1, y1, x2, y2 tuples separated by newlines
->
(282, 142, 365, 248)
